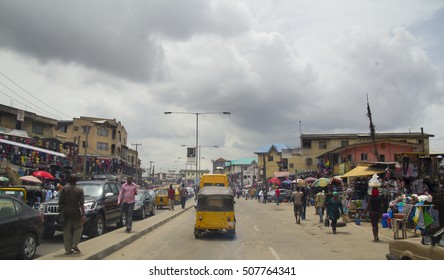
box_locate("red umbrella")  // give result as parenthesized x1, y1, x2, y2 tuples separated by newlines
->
(268, 177, 281, 185)
(33, 170, 55, 180)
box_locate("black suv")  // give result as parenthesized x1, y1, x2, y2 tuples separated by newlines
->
(39, 180, 123, 238)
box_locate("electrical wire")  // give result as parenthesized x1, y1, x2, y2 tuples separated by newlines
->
(0, 71, 72, 119)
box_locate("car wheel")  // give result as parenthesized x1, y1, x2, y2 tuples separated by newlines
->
(42, 227, 55, 239)
(90, 214, 105, 237)
(141, 207, 146, 220)
(20, 233, 37, 260)
(150, 204, 155, 216)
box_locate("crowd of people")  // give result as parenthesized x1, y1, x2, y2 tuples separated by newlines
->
(233, 173, 440, 241)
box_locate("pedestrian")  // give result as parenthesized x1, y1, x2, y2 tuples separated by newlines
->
(365, 187, 383, 242)
(326, 191, 344, 234)
(292, 187, 303, 224)
(118, 176, 138, 233)
(263, 187, 268, 203)
(45, 186, 53, 201)
(179, 185, 188, 209)
(259, 190, 263, 203)
(275, 188, 280, 206)
(58, 175, 85, 255)
(167, 184, 175, 210)
(315, 190, 326, 222)
(301, 188, 308, 220)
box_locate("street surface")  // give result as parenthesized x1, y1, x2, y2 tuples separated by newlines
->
(104, 197, 393, 260)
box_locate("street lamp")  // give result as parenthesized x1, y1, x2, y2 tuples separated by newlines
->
(164, 111, 230, 183)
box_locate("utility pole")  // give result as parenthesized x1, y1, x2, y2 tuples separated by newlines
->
(82, 126, 91, 179)
(366, 95, 379, 161)
(131, 143, 142, 183)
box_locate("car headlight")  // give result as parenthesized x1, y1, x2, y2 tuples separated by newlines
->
(84, 201, 97, 211)
(134, 204, 142, 210)
(38, 204, 45, 213)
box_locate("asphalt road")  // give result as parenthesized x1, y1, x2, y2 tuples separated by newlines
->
(104, 197, 392, 260)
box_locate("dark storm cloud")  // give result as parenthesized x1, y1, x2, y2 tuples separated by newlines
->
(0, 0, 250, 83)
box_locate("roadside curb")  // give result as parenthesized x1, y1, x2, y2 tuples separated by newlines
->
(37, 204, 194, 260)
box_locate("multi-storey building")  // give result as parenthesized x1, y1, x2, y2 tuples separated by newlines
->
(0, 103, 139, 180)
(255, 131, 434, 181)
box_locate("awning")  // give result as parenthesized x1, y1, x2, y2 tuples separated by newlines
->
(341, 166, 385, 178)
(274, 172, 289, 178)
(0, 127, 29, 138)
(0, 138, 66, 158)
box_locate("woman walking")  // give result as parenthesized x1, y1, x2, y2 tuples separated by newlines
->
(326, 191, 344, 234)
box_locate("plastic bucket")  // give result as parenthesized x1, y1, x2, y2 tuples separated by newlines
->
(355, 219, 361, 225)
(381, 219, 388, 228)
(382, 213, 389, 219)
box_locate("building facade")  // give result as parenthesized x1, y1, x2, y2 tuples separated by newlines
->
(255, 132, 434, 181)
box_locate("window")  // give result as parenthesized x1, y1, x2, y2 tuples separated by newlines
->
(97, 142, 109, 151)
(361, 153, 368, 161)
(319, 140, 327, 149)
(289, 163, 294, 168)
(379, 154, 385, 162)
(32, 122, 44, 135)
(302, 139, 312, 149)
(243, 166, 248, 171)
(268, 155, 274, 161)
(97, 126, 109, 137)
(341, 140, 349, 147)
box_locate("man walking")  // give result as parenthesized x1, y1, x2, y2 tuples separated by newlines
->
(292, 187, 303, 224)
(315, 191, 326, 222)
(58, 175, 85, 255)
(118, 176, 138, 233)
(179, 185, 188, 209)
(167, 184, 175, 210)
(275, 188, 280, 206)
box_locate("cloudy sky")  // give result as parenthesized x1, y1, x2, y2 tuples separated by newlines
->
(0, 0, 444, 172)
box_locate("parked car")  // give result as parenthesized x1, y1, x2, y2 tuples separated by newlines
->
(39, 180, 123, 238)
(133, 190, 155, 219)
(0, 194, 43, 260)
(386, 227, 444, 260)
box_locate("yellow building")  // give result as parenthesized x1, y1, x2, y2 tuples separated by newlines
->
(255, 132, 434, 181)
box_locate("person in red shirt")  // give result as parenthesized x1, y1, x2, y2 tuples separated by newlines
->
(275, 188, 281, 206)
(167, 184, 175, 210)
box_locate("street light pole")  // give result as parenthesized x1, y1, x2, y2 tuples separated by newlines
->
(164, 111, 230, 184)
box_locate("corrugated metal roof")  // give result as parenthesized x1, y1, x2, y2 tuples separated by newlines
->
(255, 143, 290, 154)
(230, 158, 257, 165)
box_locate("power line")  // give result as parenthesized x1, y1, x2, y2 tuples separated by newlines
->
(0, 71, 72, 119)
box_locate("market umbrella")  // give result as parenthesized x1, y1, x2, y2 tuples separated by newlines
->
(282, 179, 293, 185)
(33, 170, 55, 180)
(304, 177, 317, 184)
(268, 177, 282, 185)
(330, 176, 342, 184)
(20, 175, 42, 184)
(0, 176, 9, 182)
(311, 178, 330, 188)
(296, 179, 307, 187)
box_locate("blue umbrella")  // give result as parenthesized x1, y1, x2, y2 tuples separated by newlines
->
(282, 180, 293, 184)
